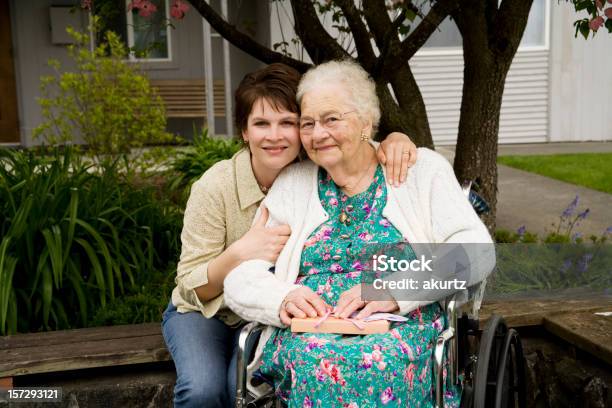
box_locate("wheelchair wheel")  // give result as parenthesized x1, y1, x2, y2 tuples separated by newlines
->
(472, 314, 526, 408)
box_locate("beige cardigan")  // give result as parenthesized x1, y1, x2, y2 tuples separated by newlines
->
(171, 148, 264, 326)
(223, 148, 496, 394)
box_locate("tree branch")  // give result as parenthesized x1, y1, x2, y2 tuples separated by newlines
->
(451, 0, 489, 53)
(289, 0, 349, 64)
(188, 0, 310, 72)
(334, 0, 377, 69)
(493, 0, 534, 57)
(395, 0, 459, 62)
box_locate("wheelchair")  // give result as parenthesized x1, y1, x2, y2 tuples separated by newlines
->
(235, 182, 526, 408)
(235, 281, 527, 408)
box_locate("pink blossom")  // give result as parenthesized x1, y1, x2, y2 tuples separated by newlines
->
(405, 363, 416, 390)
(128, 0, 158, 18)
(367, 386, 374, 395)
(329, 364, 346, 385)
(606, 7, 612, 18)
(377, 361, 387, 370)
(361, 353, 373, 369)
(346, 403, 358, 408)
(323, 253, 331, 260)
(371, 349, 383, 362)
(375, 185, 383, 198)
(329, 263, 344, 273)
(351, 261, 364, 271)
(398, 341, 415, 359)
(418, 363, 429, 382)
(305, 336, 327, 352)
(379, 219, 391, 228)
(589, 16, 604, 31)
(380, 387, 395, 404)
(357, 232, 373, 241)
(303, 396, 313, 408)
(170, 0, 189, 19)
(390, 329, 402, 340)
(319, 359, 333, 375)
(329, 197, 338, 206)
(315, 368, 326, 381)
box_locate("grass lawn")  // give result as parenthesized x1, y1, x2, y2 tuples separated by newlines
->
(498, 153, 612, 194)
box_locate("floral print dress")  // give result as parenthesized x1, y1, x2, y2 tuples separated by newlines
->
(258, 165, 461, 408)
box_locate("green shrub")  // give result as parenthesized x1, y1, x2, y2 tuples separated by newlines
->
(34, 22, 174, 161)
(0, 146, 182, 334)
(491, 196, 611, 296)
(167, 129, 242, 195)
(89, 266, 176, 327)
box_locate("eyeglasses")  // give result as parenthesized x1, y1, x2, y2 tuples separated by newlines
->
(298, 110, 356, 134)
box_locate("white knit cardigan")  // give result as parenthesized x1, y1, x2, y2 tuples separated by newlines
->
(223, 147, 495, 394)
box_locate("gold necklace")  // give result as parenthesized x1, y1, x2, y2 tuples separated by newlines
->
(338, 158, 376, 226)
(258, 183, 270, 194)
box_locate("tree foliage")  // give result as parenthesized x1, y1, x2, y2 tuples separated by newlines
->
(34, 22, 174, 161)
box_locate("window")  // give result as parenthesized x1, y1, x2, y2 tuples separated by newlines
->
(409, 0, 548, 50)
(126, 0, 171, 60)
(92, 0, 172, 61)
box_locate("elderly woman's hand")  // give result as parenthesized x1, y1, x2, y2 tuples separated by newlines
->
(280, 286, 330, 326)
(377, 132, 417, 187)
(334, 284, 399, 320)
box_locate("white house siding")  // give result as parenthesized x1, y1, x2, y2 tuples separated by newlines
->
(548, 4, 612, 142)
(410, 49, 550, 145)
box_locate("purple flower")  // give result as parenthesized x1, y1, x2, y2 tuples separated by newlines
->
(604, 226, 612, 235)
(560, 259, 572, 274)
(577, 253, 593, 273)
(577, 208, 590, 220)
(561, 195, 579, 219)
(571, 233, 582, 243)
(351, 261, 364, 271)
(517, 225, 526, 237)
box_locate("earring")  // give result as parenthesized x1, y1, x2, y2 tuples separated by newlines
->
(243, 139, 249, 145)
(360, 131, 369, 142)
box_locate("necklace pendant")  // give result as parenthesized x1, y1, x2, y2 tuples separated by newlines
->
(339, 211, 348, 225)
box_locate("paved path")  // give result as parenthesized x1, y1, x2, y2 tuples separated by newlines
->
(437, 142, 612, 237)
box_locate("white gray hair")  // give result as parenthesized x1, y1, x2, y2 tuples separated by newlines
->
(297, 59, 381, 132)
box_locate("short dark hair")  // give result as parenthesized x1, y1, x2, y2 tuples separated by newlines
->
(234, 63, 301, 134)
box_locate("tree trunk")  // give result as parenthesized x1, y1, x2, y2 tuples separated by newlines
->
(454, 56, 510, 231)
(452, 0, 534, 232)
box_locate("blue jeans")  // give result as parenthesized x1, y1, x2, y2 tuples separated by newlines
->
(162, 301, 242, 408)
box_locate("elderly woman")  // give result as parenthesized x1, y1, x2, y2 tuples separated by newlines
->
(224, 60, 495, 407)
(162, 63, 417, 408)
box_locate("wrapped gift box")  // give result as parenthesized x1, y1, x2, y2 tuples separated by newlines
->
(291, 316, 390, 335)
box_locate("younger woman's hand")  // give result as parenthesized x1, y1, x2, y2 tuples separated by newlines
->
(231, 206, 291, 263)
(377, 132, 417, 187)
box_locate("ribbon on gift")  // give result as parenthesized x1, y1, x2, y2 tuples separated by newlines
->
(314, 310, 409, 330)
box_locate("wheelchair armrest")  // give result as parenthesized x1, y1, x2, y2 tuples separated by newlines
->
(236, 322, 267, 408)
(434, 326, 455, 408)
(434, 296, 459, 408)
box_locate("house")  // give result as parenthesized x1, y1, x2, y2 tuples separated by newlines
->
(1, 0, 610, 147)
(1, 0, 269, 146)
